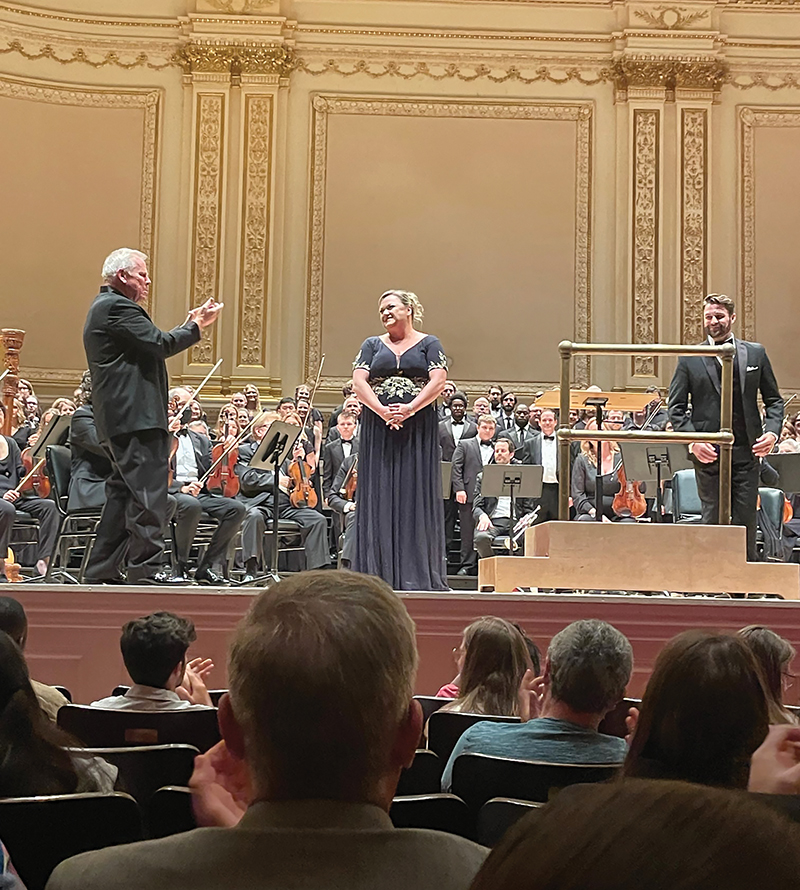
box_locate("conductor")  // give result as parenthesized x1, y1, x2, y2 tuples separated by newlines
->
(83, 248, 223, 584)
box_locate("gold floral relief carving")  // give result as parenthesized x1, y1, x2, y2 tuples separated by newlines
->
(307, 95, 592, 390)
(614, 56, 725, 96)
(175, 43, 294, 78)
(239, 94, 272, 367)
(191, 93, 225, 365)
(681, 109, 707, 344)
(631, 108, 659, 377)
(0, 37, 177, 69)
(633, 6, 710, 29)
(740, 107, 800, 341)
(0, 75, 159, 291)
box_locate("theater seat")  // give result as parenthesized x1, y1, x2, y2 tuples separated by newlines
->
(672, 469, 703, 523)
(427, 710, 520, 763)
(148, 786, 197, 839)
(396, 749, 442, 796)
(477, 797, 544, 847)
(390, 794, 473, 839)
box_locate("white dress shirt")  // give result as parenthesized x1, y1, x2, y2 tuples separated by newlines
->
(90, 684, 212, 711)
(175, 433, 199, 483)
(451, 421, 466, 444)
(341, 439, 353, 460)
(493, 496, 512, 520)
(479, 440, 494, 465)
(541, 435, 558, 483)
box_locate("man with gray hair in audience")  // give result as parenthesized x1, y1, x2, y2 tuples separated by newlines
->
(441, 619, 632, 790)
(48, 570, 487, 890)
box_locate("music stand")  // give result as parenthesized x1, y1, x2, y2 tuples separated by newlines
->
(618, 443, 694, 522)
(245, 421, 301, 586)
(441, 462, 452, 499)
(481, 464, 543, 502)
(764, 453, 800, 495)
(30, 414, 71, 460)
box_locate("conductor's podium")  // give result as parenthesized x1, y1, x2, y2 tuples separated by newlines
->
(478, 521, 800, 599)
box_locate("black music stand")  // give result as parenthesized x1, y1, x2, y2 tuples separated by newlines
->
(618, 443, 693, 522)
(480, 465, 543, 555)
(241, 421, 300, 586)
(764, 453, 800, 495)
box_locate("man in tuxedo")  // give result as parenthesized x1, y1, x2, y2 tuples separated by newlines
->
(488, 384, 504, 420)
(519, 408, 561, 523)
(437, 380, 457, 421)
(326, 395, 361, 443)
(83, 248, 222, 584)
(496, 392, 518, 432)
(451, 414, 497, 574)
(328, 453, 358, 565)
(439, 392, 477, 558)
(237, 414, 331, 581)
(508, 403, 532, 450)
(322, 410, 359, 551)
(473, 436, 537, 559)
(669, 294, 783, 561)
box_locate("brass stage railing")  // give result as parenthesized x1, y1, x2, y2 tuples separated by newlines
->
(557, 340, 736, 523)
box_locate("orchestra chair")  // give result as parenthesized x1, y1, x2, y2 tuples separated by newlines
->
(396, 749, 443, 796)
(597, 698, 641, 739)
(757, 486, 787, 561)
(413, 695, 453, 724)
(148, 786, 197, 839)
(0, 792, 143, 890)
(427, 711, 520, 763)
(671, 469, 703, 523)
(450, 753, 621, 812)
(477, 798, 544, 847)
(111, 685, 228, 707)
(390, 794, 473, 839)
(44, 444, 103, 583)
(57, 704, 220, 752)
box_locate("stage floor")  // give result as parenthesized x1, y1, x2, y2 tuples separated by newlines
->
(10, 584, 800, 707)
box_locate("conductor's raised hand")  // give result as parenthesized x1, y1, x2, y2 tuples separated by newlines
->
(188, 298, 224, 330)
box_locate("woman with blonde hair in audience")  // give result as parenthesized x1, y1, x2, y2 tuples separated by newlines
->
(623, 630, 769, 789)
(0, 631, 116, 797)
(50, 397, 76, 416)
(738, 625, 798, 724)
(439, 617, 532, 717)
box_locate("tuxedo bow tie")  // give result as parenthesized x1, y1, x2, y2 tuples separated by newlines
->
(176, 427, 189, 437)
(543, 435, 555, 441)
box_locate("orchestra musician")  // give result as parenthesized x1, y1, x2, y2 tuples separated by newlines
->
(328, 452, 358, 566)
(322, 410, 360, 551)
(571, 412, 635, 522)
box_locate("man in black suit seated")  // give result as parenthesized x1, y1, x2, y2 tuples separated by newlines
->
(328, 453, 358, 565)
(473, 436, 537, 559)
(236, 413, 331, 582)
(68, 371, 111, 513)
(451, 414, 497, 575)
(669, 293, 784, 561)
(168, 388, 246, 584)
(322, 410, 359, 551)
(629, 385, 669, 431)
(439, 392, 477, 558)
(82, 248, 222, 585)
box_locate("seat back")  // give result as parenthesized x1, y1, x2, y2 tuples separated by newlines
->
(672, 469, 702, 521)
(427, 710, 520, 763)
(111, 685, 229, 707)
(46, 444, 72, 513)
(451, 753, 621, 811)
(477, 797, 544, 847)
(0, 792, 142, 890)
(71, 745, 199, 805)
(396, 749, 443, 796)
(148, 785, 197, 839)
(414, 694, 454, 724)
(759, 486, 786, 528)
(58, 704, 220, 752)
(53, 685, 72, 703)
(390, 794, 473, 839)
(597, 698, 641, 739)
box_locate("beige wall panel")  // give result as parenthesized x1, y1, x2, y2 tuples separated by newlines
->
(0, 89, 150, 374)
(315, 107, 581, 392)
(745, 117, 800, 391)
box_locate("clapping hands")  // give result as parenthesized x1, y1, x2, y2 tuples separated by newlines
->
(177, 656, 214, 706)
(518, 669, 546, 722)
(187, 298, 224, 330)
(189, 740, 253, 828)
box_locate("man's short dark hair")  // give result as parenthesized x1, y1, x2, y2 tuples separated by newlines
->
(495, 435, 516, 453)
(704, 293, 735, 315)
(278, 397, 296, 409)
(120, 612, 197, 688)
(489, 384, 504, 395)
(450, 391, 468, 406)
(0, 598, 27, 649)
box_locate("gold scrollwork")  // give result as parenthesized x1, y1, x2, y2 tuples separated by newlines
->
(175, 43, 295, 78)
(681, 109, 707, 343)
(633, 6, 710, 29)
(614, 56, 725, 94)
(0, 38, 176, 69)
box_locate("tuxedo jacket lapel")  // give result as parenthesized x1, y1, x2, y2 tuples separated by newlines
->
(702, 355, 721, 395)
(736, 340, 748, 396)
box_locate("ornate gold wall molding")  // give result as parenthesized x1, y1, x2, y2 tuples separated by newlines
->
(614, 56, 725, 97)
(0, 73, 160, 277)
(190, 92, 226, 366)
(175, 42, 294, 79)
(631, 108, 660, 377)
(632, 6, 711, 29)
(739, 106, 800, 341)
(307, 94, 593, 391)
(681, 107, 708, 344)
(238, 93, 273, 367)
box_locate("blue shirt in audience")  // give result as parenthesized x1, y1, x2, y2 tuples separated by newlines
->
(441, 717, 627, 791)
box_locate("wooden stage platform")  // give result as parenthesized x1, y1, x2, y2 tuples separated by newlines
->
(10, 584, 800, 707)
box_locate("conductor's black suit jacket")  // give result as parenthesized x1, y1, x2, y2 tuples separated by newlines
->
(84, 286, 201, 442)
(668, 339, 783, 449)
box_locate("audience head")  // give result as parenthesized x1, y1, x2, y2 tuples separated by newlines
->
(624, 630, 769, 788)
(223, 570, 420, 808)
(446, 617, 530, 717)
(51, 397, 76, 416)
(337, 410, 357, 441)
(501, 392, 517, 414)
(343, 395, 361, 416)
(119, 611, 198, 690)
(738, 625, 796, 723)
(16, 379, 33, 399)
(441, 380, 456, 404)
(243, 384, 261, 410)
(237, 407, 250, 430)
(477, 414, 497, 443)
(494, 436, 515, 464)
(277, 397, 296, 420)
(470, 778, 800, 890)
(448, 392, 467, 423)
(0, 597, 27, 649)
(342, 381, 355, 399)
(512, 623, 541, 676)
(543, 620, 632, 720)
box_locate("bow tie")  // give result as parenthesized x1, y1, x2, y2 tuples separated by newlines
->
(176, 427, 189, 437)
(543, 435, 555, 441)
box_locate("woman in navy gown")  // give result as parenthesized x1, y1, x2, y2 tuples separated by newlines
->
(351, 290, 449, 590)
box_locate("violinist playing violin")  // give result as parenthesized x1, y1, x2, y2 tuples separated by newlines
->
(236, 412, 330, 583)
(168, 388, 245, 584)
(0, 402, 59, 580)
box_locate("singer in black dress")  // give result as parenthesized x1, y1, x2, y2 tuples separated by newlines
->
(352, 290, 448, 591)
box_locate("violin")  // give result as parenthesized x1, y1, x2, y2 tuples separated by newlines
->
(19, 447, 50, 498)
(340, 455, 358, 502)
(612, 461, 647, 518)
(288, 447, 318, 509)
(207, 421, 240, 498)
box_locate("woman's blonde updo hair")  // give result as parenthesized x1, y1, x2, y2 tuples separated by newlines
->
(379, 290, 424, 324)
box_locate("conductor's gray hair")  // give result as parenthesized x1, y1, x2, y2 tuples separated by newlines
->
(102, 248, 147, 283)
(548, 619, 633, 714)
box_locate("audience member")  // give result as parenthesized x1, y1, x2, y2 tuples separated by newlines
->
(90, 611, 214, 709)
(623, 630, 769, 788)
(469, 778, 800, 890)
(48, 571, 487, 890)
(0, 630, 116, 797)
(442, 619, 632, 791)
(738, 625, 798, 724)
(0, 597, 68, 721)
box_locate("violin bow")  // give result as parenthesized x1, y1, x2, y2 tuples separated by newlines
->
(198, 409, 270, 485)
(13, 457, 46, 494)
(172, 358, 223, 424)
(300, 355, 326, 439)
